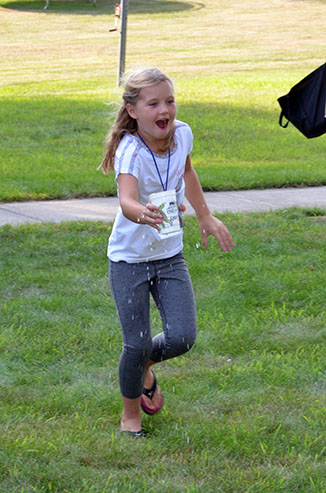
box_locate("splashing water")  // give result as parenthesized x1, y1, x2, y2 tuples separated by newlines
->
(196, 242, 201, 249)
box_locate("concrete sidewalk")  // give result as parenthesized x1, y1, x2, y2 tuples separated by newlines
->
(0, 186, 326, 226)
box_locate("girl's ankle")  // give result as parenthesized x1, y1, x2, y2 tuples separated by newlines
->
(144, 368, 154, 389)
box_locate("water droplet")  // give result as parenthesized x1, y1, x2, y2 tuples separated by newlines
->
(196, 242, 200, 249)
(140, 331, 143, 338)
(202, 229, 206, 234)
(187, 436, 190, 444)
(131, 315, 135, 320)
(128, 299, 132, 304)
(172, 386, 175, 393)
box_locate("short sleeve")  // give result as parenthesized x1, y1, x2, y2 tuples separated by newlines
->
(175, 121, 193, 156)
(114, 135, 141, 182)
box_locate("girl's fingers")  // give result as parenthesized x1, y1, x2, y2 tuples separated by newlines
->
(141, 205, 162, 229)
(200, 217, 234, 252)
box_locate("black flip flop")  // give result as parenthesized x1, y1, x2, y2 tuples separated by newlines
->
(141, 373, 164, 415)
(120, 428, 147, 438)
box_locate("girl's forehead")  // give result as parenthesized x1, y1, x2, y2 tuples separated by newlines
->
(138, 81, 174, 100)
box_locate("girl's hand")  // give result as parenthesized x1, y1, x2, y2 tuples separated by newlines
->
(178, 203, 186, 227)
(139, 202, 163, 231)
(199, 215, 234, 252)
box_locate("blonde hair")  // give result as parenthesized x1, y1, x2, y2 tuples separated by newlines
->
(100, 67, 176, 174)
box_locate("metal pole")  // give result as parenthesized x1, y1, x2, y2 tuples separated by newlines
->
(118, 0, 128, 86)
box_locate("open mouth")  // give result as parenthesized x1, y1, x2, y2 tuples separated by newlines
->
(156, 119, 169, 130)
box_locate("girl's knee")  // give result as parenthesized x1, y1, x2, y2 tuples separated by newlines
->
(122, 338, 152, 362)
(170, 329, 197, 356)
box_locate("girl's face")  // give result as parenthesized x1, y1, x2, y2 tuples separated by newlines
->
(127, 81, 176, 149)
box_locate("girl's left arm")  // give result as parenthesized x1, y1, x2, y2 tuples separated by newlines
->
(184, 155, 234, 252)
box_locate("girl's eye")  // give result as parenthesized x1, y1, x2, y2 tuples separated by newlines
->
(168, 100, 175, 105)
(149, 103, 157, 107)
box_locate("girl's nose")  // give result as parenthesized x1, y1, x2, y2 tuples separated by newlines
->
(159, 103, 169, 114)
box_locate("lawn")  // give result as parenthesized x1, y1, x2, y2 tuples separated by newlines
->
(2, 0, 326, 490)
(1, 209, 326, 491)
(1, 0, 326, 201)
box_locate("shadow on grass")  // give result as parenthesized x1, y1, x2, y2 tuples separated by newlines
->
(1, 96, 326, 201)
(1, 0, 203, 15)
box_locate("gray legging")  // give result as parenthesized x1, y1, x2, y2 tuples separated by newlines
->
(109, 252, 197, 399)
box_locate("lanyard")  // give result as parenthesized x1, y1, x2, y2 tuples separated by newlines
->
(137, 132, 170, 191)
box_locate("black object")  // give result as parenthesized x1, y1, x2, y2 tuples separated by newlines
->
(278, 63, 326, 138)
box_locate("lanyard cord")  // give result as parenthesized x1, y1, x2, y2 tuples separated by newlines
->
(137, 132, 170, 191)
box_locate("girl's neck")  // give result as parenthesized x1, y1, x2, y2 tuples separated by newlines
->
(136, 131, 173, 155)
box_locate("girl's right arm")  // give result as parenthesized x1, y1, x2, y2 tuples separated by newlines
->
(118, 173, 163, 231)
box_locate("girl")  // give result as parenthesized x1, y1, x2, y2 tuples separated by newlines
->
(101, 67, 234, 437)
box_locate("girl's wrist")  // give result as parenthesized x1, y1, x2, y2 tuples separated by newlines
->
(195, 205, 211, 221)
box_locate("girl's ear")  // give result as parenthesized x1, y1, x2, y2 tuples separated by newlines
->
(126, 103, 137, 120)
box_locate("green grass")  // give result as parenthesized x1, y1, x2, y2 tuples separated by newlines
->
(2, 209, 326, 491)
(2, 1, 326, 489)
(1, 0, 326, 201)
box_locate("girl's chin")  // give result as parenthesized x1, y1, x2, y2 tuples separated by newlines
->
(155, 124, 172, 137)
(155, 125, 168, 133)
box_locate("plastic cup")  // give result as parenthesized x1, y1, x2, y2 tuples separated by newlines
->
(149, 189, 180, 235)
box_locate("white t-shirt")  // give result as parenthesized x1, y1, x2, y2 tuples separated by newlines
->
(108, 120, 193, 263)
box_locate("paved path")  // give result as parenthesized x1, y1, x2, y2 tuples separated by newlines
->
(0, 186, 326, 226)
